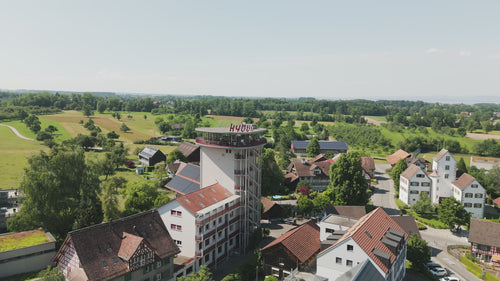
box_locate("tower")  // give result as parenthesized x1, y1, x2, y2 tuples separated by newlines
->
(195, 124, 267, 251)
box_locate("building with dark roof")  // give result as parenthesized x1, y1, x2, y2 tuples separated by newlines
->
(390, 215, 421, 239)
(291, 141, 348, 157)
(261, 197, 283, 220)
(468, 218, 500, 265)
(322, 205, 366, 220)
(165, 163, 201, 196)
(176, 142, 200, 163)
(262, 220, 320, 278)
(316, 208, 408, 281)
(138, 146, 166, 166)
(53, 209, 180, 281)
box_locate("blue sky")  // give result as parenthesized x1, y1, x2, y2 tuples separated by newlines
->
(1, 1, 499, 103)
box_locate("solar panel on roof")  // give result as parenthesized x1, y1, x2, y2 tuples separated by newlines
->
(388, 228, 405, 238)
(178, 164, 200, 182)
(166, 176, 200, 195)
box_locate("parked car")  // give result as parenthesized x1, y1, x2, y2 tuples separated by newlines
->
(427, 261, 440, 269)
(439, 277, 459, 281)
(430, 267, 447, 277)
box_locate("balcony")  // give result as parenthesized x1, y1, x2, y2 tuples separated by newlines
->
(195, 250, 203, 257)
(195, 138, 266, 148)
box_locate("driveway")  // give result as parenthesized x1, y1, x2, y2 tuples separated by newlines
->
(371, 164, 400, 215)
(421, 227, 481, 281)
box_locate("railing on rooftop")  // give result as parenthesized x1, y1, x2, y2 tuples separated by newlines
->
(195, 138, 266, 148)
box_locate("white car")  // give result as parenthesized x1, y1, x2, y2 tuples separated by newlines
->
(439, 277, 459, 281)
(430, 267, 447, 277)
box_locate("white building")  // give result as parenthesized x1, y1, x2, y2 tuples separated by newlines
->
(316, 208, 408, 281)
(399, 149, 485, 218)
(452, 173, 486, 219)
(399, 164, 431, 206)
(158, 183, 241, 271)
(319, 214, 359, 241)
(431, 149, 456, 203)
(195, 125, 266, 250)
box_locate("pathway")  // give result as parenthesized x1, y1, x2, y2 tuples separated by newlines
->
(371, 163, 400, 215)
(0, 124, 35, 141)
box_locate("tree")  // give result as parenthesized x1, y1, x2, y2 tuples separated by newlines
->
(7, 146, 102, 240)
(154, 193, 171, 207)
(391, 159, 408, 190)
(97, 101, 107, 114)
(298, 186, 311, 195)
(46, 125, 58, 133)
(101, 176, 127, 221)
(107, 143, 128, 169)
(72, 134, 96, 149)
(107, 131, 120, 139)
(300, 123, 309, 133)
(38, 265, 65, 281)
(411, 192, 433, 215)
(83, 104, 94, 117)
(261, 148, 285, 196)
(298, 196, 314, 215)
(36, 130, 53, 141)
(329, 152, 369, 205)
(182, 119, 196, 138)
(313, 193, 331, 212)
(438, 197, 471, 231)
(406, 233, 431, 271)
(24, 114, 41, 133)
(306, 138, 320, 157)
(457, 157, 468, 173)
(178, 265, 214, 281)
(123, 181, 159, 215)
(120, 123, 130, 132)
(166, 149, 187, 164)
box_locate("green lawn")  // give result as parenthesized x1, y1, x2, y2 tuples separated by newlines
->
(461, 256, 500, 281)
(0, 126, 46, 190)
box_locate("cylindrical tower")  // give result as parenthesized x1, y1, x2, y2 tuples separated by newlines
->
(195, 125, 267, 252)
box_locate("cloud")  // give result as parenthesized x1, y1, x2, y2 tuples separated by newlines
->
(96, 69, 125, 80)
(425, 48, 445, 54)
(488, 54, 500, 59)
(459, 50, 471, 57)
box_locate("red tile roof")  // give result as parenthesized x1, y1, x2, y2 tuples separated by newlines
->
(262, 220, 320, 263)
(177, 183, 233, 214)
(469, 219, 500, 248)
(118, 232, 144, 261)
(288, 158, 331, 178)
(321, 207, 408, 274)
(386, 149, 410, 165)
(261, 197, 279, 213)
(400, 164, 422, 180)
(493, 197, 500, 207)
(433, 149, 449, 162)
(453, 173, 475, 190)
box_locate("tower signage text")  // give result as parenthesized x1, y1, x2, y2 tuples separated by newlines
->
(229, 123, 254, 132)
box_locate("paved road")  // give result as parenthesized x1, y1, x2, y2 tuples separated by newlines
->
(421, 227, 481, 281)
(371, 164, 400, 215)
(0, 124, 35, 141)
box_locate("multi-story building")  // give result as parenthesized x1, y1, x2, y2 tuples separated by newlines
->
(195, 125, 266, 250)
(286, 154, 332, 192)
(53, 210, 179, 281)
(399, 149, 485, 218)
(430, 149, 457, 203)
(468, 218, 500, 265)
(158, 183, 241, 271)
(316, 208, 408, 281)
(452, 173, 486, 218)
(399, 164, 431, 206)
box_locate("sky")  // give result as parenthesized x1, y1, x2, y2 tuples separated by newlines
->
(1, 1, 500, 103)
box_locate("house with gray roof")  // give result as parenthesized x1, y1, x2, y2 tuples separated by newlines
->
(138, 146, 166, 166)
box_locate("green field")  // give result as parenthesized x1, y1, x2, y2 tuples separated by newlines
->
(0, 125, 47, 190)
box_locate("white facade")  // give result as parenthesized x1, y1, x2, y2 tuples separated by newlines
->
(158, 194, 241, 271)
(319, 216, 357, 241)
(432, 150, 456, 201)
(317, 238, 370, 278)
(452, 180, 486, 218)
(399, 168, 431, 206)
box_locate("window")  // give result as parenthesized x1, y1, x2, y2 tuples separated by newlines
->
(171, 224, 182, 231)
(465, 193, 473, 198)
(205, 224, 209, 230)
(416, 174, 424, 178)
(174, 240, 182, 246)
(421, 182, 430, 187)
(336, 257, 342, 264)
(218, 246, 222, 253)
(464, 203, 472, 208)
(171, 210, 182, 216)
(445, 165, 450, 170)
(326, 228, 335, 234)
(475, 193, 483, 198)
(471, 184, 478, 188)
(445, 174, 449, 179)
(156, 260, 162, 268)
(410, 182, 419, 186)
(346, 260, 353, 267)
(229, 238, 233, 245)
(347, 245, 353, 251)
(446, 156, 450, 161)
(205, 253, 210, 262)
(474, 203, 482, 208)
